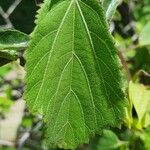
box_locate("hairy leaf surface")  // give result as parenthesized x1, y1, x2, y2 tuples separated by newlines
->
(129, 81, 150, 129)
(25, 0, 126, 149)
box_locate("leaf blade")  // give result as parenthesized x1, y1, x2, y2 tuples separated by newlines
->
(0, 29, 29, 50)
(25, 0, 126, 149)
(0, 50, 18, 67)
(139, 22, 150, 46)
(101, 0, 122, 21)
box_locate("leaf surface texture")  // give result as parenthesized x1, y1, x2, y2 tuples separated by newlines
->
(25, 0, 126, 149)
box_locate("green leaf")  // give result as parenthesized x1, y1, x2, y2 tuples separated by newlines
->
(129, 81, 150, 129)
(0, 64, 11, 77)
(143, 112, 150, 128)
(130, 46, 150, 83)
(124, 83, 133, 129)
(141, 127, 150, 150)
(0, 29, 29, 66)
(0, 50, 18, 67)
(139, 22, 150, 46)
(25, 0, 126, 149)
(0, 29, 30, 50)
(97, 130, 128, 150)
(101, 0, 122, 22)
(0, 97, 13, 113)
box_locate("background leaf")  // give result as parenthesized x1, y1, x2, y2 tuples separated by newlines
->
(139, 127, 150, 150)
(139, 22, 150, 46)
(129, 81, 150, 129)
(0, 50, 18, 67)
(0, 29, 29, 50)
(101, 0, 122, 22)
(97, 130, 128, 150)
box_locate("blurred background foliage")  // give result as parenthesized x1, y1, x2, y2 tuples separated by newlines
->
(0, 0, 38, 34)
(0, 0, 150, 150)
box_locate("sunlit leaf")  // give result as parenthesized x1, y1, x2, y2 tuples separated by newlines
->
(0, 97, 13, 113)
(141, 127, 150, 150)
(129, 81, 150, 129)
(139, 22, 150, 46)
(143, 112, 150, 128)
(0, 50, 18, 67)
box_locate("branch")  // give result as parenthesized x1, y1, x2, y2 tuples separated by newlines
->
(7, 0, 22, 16)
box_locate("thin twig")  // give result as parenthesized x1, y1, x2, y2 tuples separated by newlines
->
(6, 0, 22, 16)
(0, 0, 22, 29)
(0, 6, 13, 28)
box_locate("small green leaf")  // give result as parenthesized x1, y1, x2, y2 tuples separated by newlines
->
(101, 0, 122, 22)
(0, 97, 13, 113)
(129, 81, 150, 129)
(25, 0, 126, 149)
(143, 112, 150, 128)
(139, 22, 150, 46)
(97, 130, 128, 150)
(0, 29, 30, 50)
(0, 50, 18, 67)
